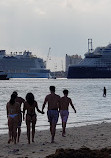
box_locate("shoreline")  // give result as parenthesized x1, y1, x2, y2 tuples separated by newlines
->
(1, 122, 111, 158)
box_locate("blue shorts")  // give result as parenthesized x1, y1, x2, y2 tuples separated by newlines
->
(47, 110, 59, 124)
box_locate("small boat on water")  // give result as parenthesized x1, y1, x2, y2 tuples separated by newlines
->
(0, 71, 9, 80)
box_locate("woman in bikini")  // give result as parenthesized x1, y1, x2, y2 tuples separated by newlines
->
(23, 92, 44, 144)
(6, 93, 20, 144)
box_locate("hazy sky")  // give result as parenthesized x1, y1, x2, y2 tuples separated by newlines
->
(0, 0, 111, 71)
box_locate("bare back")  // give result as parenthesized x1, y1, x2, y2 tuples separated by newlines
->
(45, 93, 60, 110)
(7, 102, 20, 115)
(23, 101, 38, 115)
(60, 96, 72, 110)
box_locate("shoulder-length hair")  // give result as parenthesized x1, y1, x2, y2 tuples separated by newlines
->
(9, 93, 17, 105)
(26, 93, 34, 105)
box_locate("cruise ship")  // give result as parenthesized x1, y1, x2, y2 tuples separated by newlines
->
(67, 39, 111, 78)
(0, 50, 50, 78)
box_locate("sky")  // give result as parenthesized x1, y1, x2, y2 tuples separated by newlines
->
(0, 0, 111, 71)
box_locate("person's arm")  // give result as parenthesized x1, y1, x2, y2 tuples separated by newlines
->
(6, 103, 9, 118)
(16, 102, 21, 113)
(58, 96, 61, 112)
(69, 99, 76, 113)
(35, 101, 44, 114)
(42, 96, 47, 113)
(20, 97, 25, 113)
(23, 102, 26, 120)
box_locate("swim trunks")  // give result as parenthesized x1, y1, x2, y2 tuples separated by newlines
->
(47, 110, 59, 124)
(60, 110, 69, 123)
(8, 114, 18, 118)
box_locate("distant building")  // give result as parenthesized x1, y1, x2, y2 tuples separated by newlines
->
(65, 54, 82, 72)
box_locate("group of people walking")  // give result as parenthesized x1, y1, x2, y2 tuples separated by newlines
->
(6, 86, 76, 144)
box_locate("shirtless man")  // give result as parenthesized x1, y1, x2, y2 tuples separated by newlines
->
(12, 91, 25, 142)
(42, 86, 60, 143)
(6, 93, 21, 144)
(60, 89, 76, 137)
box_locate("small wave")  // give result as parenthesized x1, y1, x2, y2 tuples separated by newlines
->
(0, 118, 111, 131)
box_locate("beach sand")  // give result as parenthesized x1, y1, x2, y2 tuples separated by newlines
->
(1, 122, 111, 158)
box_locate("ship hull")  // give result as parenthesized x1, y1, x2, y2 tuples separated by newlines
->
(0, 74, 9, 80)
(7, 72, 50, 78)
(67, 66, 111, 78)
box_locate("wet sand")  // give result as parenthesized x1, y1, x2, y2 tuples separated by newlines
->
(1, 122, 111, 158)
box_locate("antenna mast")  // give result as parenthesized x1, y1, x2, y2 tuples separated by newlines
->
(88, 39, 93, 53)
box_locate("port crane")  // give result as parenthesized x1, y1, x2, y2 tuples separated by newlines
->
(46, 47, 51, 68)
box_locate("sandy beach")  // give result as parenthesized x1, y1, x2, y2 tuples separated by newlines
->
(1, 122, 111, 158)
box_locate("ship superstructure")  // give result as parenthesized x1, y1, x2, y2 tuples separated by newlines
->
(67, 39, 111, 78)
(0, 50, 50, 78)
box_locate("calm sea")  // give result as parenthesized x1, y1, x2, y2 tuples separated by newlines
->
(0, 78, 111, 134)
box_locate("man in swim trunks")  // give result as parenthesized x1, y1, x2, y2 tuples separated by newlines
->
(42, 86, 60, 143)
(12, 91, 25, 142)
(60, 89, 76, 137)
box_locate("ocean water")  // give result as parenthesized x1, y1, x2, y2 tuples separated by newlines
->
(0, 78, 111, 134)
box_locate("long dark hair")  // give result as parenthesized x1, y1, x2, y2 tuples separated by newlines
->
(26, 93, 34, 105)
(9, 93, 17, 105)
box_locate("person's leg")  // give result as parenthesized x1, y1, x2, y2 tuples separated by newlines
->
(47, 110, 53, 137)
(51, 110, 59, 143)
(32, 115, 36, 142)
(61, 111, 69, 136)
(51, 123, 56, 143)
(62, 122, 66, 137)
(17, 114, 22, 142)
(17, 127, 21, 142)
(8, 119, 13, 143)
(13, 123, 18, 144)
(27, 122, 31, 144)
(32, 122, 36, 142)
(50, 122, 52, 135)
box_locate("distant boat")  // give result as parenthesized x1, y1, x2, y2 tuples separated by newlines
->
(0, 71, 9, 80)
(48, 74, 56, 79)
(51, 76, 56, 79)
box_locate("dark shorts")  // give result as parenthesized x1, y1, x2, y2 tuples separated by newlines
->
(18, 113, 22, 127)
(47, 110, 59, 124)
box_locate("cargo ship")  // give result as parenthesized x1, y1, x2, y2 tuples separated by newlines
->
(0, 50, 50, 78)
(67, 39, 111, 78)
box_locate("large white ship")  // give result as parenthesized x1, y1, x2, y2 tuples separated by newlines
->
(67, 39, 111, 78)
(0, 50, 50, 78)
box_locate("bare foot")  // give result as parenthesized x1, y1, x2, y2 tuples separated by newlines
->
(32, 139, 34, 142)
(8, 139, 12, 144)
(14, 140, 16, 144)
(62, 134, 66, 137)
(51, 139, 55, 143)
